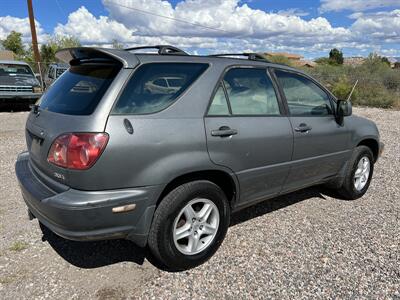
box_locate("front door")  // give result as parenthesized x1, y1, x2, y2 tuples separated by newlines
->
(204, 67, 293, 207)
(273, 69, 351, 192)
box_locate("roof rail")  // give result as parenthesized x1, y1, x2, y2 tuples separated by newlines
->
(208, 53, 270, 62)
(124, 45, 188, 56)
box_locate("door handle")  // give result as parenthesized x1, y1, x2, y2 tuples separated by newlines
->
(294, 123, 312, 133)
(211, 126, 238, 137)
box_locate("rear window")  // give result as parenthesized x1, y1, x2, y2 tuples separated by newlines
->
(39, 65, 119, 115)
(112, 63, 208, 114)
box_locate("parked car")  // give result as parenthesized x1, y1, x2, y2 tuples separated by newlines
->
(144, 76, 184, 94)
(15, 46, 383, 271)
(44, 63, 68, 89)
(0, 60, 42, 109)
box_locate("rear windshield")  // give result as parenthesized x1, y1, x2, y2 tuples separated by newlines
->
(112, 63, 208, 114)
(0, 64, 34, 77)
(39, 65, 119, 115)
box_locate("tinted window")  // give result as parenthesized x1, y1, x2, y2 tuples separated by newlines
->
(167, 78, 184, 87)
(39, 65, 119, 115)
(153, 78, 167, 87)
(275, 70, 332, 116)
(47, 67, 54, 79)
(113, 63, 208, 115)
(223, 68, 280, 115)
(208, 84, 230, 116)
(56, 68, 67, 78)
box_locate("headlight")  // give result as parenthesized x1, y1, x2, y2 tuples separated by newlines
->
(33, 86, 42, 93)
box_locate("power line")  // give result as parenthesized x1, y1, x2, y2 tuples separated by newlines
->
(103, 0, 238, 36)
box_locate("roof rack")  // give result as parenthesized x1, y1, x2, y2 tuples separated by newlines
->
(124, 45, 188, 56)
(208, 53, 270, 62)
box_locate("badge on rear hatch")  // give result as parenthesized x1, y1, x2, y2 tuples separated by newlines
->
(53, 172, 65, 181)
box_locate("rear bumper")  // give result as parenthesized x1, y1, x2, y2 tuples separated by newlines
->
(15, 152, 160, 246)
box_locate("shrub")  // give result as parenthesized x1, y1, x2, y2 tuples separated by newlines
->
(383, 71, 400, 91)
(331, 77, 357, 101)
(306, 53, 399, 109)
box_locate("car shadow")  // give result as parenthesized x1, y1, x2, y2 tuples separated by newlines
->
(39, 223, 148, 268)
(231, 186, 329, 226)
(40, 185, 332, 270)
(0, 104, 31, 112)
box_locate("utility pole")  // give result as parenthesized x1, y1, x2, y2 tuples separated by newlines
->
(27, 0, 41, 72)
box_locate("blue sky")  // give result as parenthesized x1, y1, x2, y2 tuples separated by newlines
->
(1, 0, 399, 58)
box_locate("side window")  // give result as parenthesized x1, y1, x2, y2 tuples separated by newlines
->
(208, 84, 230, 116)
(223, 68, 280, 115)
(48, 67, 54, 79)
(275, 70, 332, 116)
(113, 63, 208, 115)
(153, 78, 167, 87)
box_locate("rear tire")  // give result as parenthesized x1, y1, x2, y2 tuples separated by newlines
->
(148, 180, 230, 271)
(336, 146, 374, 200)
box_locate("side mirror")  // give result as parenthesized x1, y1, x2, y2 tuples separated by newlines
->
(336, 100, 352, 125)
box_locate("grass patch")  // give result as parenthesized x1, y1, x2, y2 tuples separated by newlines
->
(9, 241, 29, 252)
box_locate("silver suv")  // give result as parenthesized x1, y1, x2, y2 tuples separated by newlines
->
(15, 46, 383, 270)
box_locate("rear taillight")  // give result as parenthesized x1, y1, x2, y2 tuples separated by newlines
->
(48, 133, 109, 170)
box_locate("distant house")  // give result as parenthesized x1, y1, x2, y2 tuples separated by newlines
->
(264, 52, 303, 61)
(0, 50, 15, 60)
(388, 57, 400, 69)
(344, 57, 365, 66)
(263, 52, 316, 68)
(294, 60, 317, 68)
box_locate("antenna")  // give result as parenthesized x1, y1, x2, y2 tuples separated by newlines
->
(346, 80, 358, 101)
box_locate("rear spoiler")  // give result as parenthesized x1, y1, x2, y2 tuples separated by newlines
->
(55, 47, 139, 68)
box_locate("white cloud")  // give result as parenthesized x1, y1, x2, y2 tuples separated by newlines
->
(103, 0, 349, 40)
(277, 8, 310, 17)
(54, 6, 133, 43)
(101, 0, 350, 47)
(320, 0, 400, 13)
(49, 1, 356, 56)
(0, 16, 48, 43)
(1, 0, 399, 58)
(351, 9, 400, 42)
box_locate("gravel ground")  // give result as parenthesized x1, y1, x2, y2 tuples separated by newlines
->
(0, 107, 399, 299)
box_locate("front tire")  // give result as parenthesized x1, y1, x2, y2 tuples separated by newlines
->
(336, 146, 374, 200)
(148, 180, 230, 271)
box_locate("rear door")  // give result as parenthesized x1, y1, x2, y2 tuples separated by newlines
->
(204, 67, 293, 207)
(25, 63, 122, 186)
(273, 69, 351, 192)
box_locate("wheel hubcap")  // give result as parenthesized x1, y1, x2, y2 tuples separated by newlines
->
(354, 156, 371, 191)
(173, 198, 220, 255)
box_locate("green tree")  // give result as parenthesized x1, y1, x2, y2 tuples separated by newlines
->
(329, 48, 344, 65)
(40, 35, 81, 64)
(1, 31, 25, 56)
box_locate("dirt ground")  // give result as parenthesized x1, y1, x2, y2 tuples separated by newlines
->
(0, 107, 398, 299)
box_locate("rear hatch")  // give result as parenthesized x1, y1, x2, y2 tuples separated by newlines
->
(25, 47, 136, 187)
